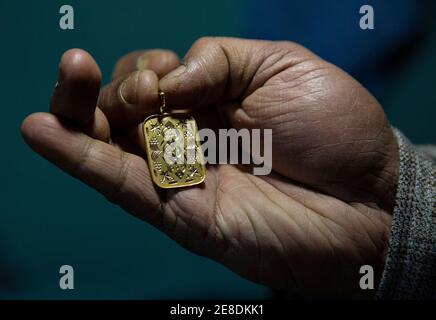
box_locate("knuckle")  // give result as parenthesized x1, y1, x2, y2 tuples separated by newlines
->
(194, 36, 214, 45)
(72, 137, 95, 178)
(192, 36, 222, 53)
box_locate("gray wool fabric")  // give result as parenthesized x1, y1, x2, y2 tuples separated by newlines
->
(376, 129, 436, 299)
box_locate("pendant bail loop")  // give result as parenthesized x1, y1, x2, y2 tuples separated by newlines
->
(159, 91, 167, 114)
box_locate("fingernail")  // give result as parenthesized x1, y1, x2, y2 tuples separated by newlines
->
(118, 71, 140, 104)
(118, 80, 129, 104)
(137, 53, 149, 70)
(164, 64, 186, 80)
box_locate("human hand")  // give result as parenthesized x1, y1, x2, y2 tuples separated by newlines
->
(21, 37, 398, 297)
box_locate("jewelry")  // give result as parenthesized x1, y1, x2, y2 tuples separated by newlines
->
(142, 91, 206, 188)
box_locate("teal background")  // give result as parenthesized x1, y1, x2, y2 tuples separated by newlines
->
(1, 0, 435, 299)
(0, 0, 269, 299)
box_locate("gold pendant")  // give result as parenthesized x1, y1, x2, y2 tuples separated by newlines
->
(143, 91, 206, 188)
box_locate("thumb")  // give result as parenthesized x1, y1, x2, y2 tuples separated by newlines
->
(159, 37, 309, 110)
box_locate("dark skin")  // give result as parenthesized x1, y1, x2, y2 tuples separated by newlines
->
(21, 37, 398, 298)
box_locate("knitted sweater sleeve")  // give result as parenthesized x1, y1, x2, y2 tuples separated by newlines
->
(377, 129, 436, 299)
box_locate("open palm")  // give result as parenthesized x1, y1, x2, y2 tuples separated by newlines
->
(21, 38, 398, 297)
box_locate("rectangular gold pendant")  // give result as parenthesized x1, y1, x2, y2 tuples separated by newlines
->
(143, 114, 206, 189)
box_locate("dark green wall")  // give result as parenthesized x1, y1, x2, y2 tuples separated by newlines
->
(382, 25, 436, 144)
(1, 0, 268, 299)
